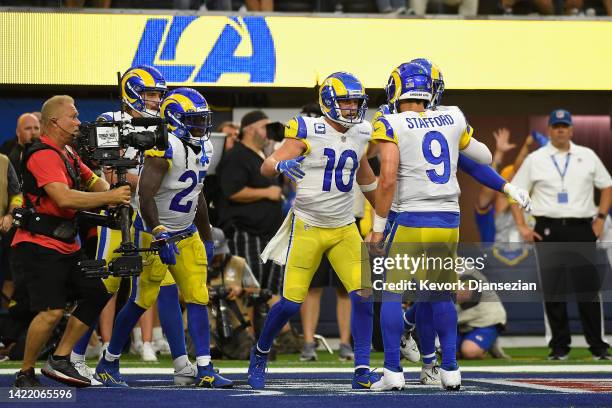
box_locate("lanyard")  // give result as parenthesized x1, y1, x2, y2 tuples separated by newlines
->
(551, 153, 571, 188)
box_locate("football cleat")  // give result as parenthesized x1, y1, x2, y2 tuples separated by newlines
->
(195, 363, 233, 388)
(351, 368, 381, 390)
(400, 332, 420, 363)
(72, 359, 102, 386)
(95, 352, 128, 388)
(247, 347, 269, 390)
(370, 367, 405, 391)
(174, 361, 198, 385)
(419, 363, 441, 385)
(440, 367, 461, 391)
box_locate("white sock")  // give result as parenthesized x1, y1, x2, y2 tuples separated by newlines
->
(173, 355, 190, 371)
(196, 355, 211, 367)
(104, 350, 121, 362)
(152, 327, 164, 342)
(70, 352, 85, 363)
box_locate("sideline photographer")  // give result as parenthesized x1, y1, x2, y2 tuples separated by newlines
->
(207, 227, 268, 359)
(12, 95, 131, 388)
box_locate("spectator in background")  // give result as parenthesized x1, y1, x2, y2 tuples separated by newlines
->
(410, 0, 478, 15)
(1, 113, 40, 181)
(511, 109, 612, 360)
(173, 0, 233, 10)
(245, 0, 273, 11)
(216, 110, 300, 352)
(502, 0, 585, 14)
(218, 121, 239, 152)
(377, 0, 407, 12)
(65, 0, 111, 7)
(217, 110, 284, 298)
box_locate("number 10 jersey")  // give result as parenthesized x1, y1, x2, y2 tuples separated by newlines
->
(284, 115, 372, 228)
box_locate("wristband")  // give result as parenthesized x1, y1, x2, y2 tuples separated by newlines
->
(359, 179, 378, 193)
(372, 214, 387, 233)
(597, 213, 607, 220)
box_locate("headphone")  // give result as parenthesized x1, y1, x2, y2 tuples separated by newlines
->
(51, 118, 76, 136)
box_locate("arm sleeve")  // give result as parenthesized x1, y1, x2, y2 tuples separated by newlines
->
(458, 154, 506, 192)
(474, 205, 496, 243)
(592, 152, 612, 189)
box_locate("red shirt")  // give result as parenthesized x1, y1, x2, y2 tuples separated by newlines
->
(12, 135, 94, 254)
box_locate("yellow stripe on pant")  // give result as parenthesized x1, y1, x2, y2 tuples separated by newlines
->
(283, 216, 371, 303)
(132, 230, 208, 309)
(385, 225, 459, 293)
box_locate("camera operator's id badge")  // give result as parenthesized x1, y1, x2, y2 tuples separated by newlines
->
(557, 190, 569, 204)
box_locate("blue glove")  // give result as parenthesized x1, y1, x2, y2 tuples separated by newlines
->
(531, 131, 549, 147)
(204, 240, 214, 265)
(154, 231, 180, 265)
(276, 156, 305, 183)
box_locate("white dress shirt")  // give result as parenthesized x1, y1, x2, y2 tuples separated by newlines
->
(511, 141, 612, 218)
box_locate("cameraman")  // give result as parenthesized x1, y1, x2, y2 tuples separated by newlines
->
(12, 95, 131, 388)
(208, 227, 261, 359)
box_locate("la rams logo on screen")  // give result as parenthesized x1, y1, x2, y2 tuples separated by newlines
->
(132, 16, 276, 84)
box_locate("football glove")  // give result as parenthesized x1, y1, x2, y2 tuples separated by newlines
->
(276, 156, 305, 183)
(204, 240, 214, 264)
(154, 231, 180, 265)
(503, 183, 532, 212)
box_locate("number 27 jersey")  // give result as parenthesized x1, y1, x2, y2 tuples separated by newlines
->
(135, 133, 213, 232)
(285, 116, 371, 228)
(372, 106, 473, 213)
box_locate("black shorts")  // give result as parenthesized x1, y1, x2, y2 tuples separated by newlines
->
(309, 256, 346, 291)
(14, 242, 107, 312)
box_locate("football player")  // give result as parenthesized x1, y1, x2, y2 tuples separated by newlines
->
(96, 87, 232, 388)
(248, 72, 380, 390)
(369, 60, 494, 391)
(377, 59, 530, 385)
(71, 65, 197, 384)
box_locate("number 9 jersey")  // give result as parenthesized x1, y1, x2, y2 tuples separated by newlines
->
(285, 115, 371, 228)
(372, 105, 474, 213)
(135, 132, 213, 232)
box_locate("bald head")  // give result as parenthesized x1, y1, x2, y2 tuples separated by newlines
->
(16, 113, 40, 146)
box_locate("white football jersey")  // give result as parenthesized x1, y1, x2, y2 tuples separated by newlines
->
(372, 106, 473, 213)
(284, 116, 371, 228)
(135, 133, 213, 232)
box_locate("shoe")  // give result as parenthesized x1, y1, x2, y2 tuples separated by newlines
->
(41, 355, 91, 388)
(141, 342, 158, 362)
(195, 363, 233, 388)
(153, 338, 171, 355)
(95, 351, 128, 388)
(72, 359, 102, 386)
(351, 368, 381, 389)
(547, 351, 569, 361)
(338, 343, 354, 361)
(440, 367, 461, 391)
(174, 361, 197, 385)
(370, 367, 405, 391)
(247, 347, 269, 390)
(593, 351, 612, 361)
(299, 342, 318, 362)
(130, 340, 143, 356)
(420, 363, 441, 385)
(14, 368, 44, 388)
(400, 332, 420, 363)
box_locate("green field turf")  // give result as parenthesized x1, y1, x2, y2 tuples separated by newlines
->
(1, 347, 610, 370)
